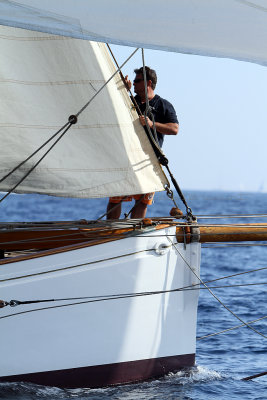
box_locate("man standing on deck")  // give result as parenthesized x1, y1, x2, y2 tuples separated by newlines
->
(106, 66, 179, 219)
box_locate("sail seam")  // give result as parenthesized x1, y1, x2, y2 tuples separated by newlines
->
(0, 123, 132, 129)
(0, 34, 70, 41)
(0, 79, 105, 85)
(0, 167, 130, 173)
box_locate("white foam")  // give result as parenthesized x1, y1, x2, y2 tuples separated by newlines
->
(167, 365, 222, 385)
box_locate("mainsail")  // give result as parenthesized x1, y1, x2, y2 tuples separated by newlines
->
(1, 1, 267, 66)
(0, 25, 167, 198)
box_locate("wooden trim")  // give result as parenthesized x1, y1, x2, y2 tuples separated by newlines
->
(0, 223, 171, 265)
(176, 223, 267, 243)
(198, 223, 267, 242)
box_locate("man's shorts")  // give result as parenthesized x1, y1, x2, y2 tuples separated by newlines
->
(109, 192, 155, 206)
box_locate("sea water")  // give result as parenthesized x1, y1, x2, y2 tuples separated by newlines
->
(0, 191, 266, 400)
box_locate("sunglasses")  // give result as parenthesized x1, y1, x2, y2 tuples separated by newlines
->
(133, 78, 144, 84)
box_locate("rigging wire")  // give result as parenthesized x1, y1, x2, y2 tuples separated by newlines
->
(196, 213, 267, 219)
(2, 220, 267, 230)
(2, 280, 267, 303)
(0, 121, 74, 204)
(197, 316, 267, 340)
(1, 219, 267, 229)
(1, 280, 266, 320)
(200, 266, 267, 285)
(1, 280, 266, 309)
(198, 282, 267, 288)
(140, 48, 193, 219)
(106, 44, 142, 116)
(75, 47, 139, 117)
(202, 242, 267, 248)
(0, 121, 69, 185)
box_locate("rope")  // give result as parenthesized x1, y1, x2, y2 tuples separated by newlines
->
(195, 222, 267, 227)
(169, 238, 267, 339)
(0, 121, 73, 204)
(0, 121, 69, 185)
(203, 243, 267, 248)
(2, 219, 267, 230)
(0, 247, 157, 282)
(194, 282, 267, 289)
(165, 165, 194, 219)
(1, 221, 266, 230)
(75, 48, 139, 117)
(1, 280, 266, 321)
(197, 214, 267, 219)
(2, 282, 267, 307)
(0, 219, 141, 228)
(106, 44, 143, 117)
(201, 266, 267, 285)
(197, 316, 267, 340)
(0, 283, 199, 319)
(140, 51, 167, 163)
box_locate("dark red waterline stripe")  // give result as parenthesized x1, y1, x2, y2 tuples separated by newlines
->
(0, 353, 195, 388)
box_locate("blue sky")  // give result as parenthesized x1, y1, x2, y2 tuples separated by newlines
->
(111, 44, 267, 192)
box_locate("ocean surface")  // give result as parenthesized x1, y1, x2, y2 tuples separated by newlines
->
(0, 190, 266, 400)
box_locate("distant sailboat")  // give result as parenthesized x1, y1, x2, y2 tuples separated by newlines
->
(258, 182, 265, 193)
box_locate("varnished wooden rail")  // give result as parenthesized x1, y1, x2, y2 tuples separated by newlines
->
(176, 223, 267, 243)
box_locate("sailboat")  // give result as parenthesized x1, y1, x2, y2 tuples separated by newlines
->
(0, 0, 267, 389)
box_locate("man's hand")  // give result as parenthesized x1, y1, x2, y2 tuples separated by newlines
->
(139, 115, 153, 128)
(124, 75, 132, 90)
(139, 116, 179, 135)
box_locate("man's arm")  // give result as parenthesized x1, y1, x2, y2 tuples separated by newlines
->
(139, 115, 179, 135)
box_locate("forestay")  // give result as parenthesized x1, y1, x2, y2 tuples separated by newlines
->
(1, 0, 267, 66)
(0, 25, 167, 198)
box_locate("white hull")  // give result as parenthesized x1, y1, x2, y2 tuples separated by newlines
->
(0, 225, 200, 387)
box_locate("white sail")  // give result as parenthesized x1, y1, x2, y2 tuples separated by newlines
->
(0, 25, 167, 198)
(1, 0, 267, 66)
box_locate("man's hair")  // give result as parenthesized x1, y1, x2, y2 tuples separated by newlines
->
(134, 66, 157, 90)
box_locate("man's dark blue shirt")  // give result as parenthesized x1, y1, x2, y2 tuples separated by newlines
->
(135, 94, 178, 147)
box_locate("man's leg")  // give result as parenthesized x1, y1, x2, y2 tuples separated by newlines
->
(131, 201, 148, 219)
(106, 201, 122, 219)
